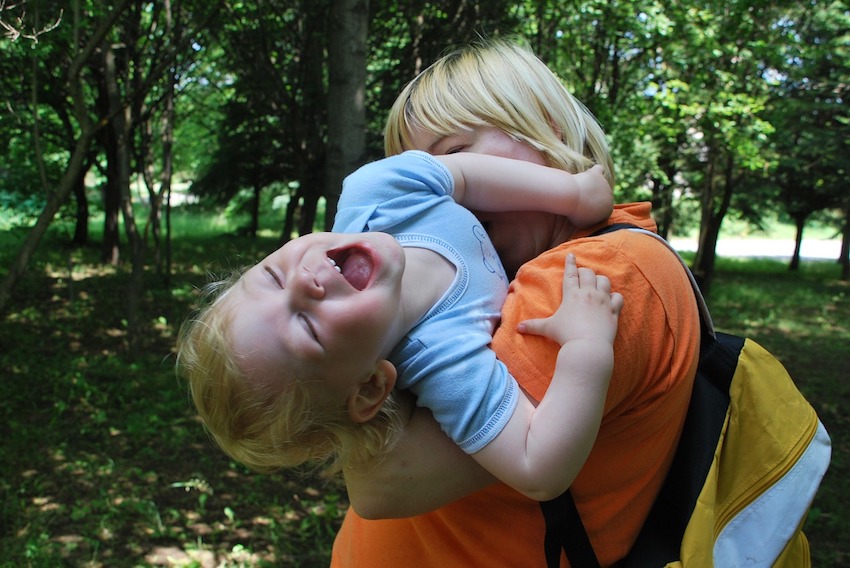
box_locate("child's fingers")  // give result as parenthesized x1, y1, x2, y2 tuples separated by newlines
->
(563, 253, 579, 286)
(577, 266, 598, 288)
(611, 292, 625, 314)
(517, 318, 546, 337)
(596, 274, 612, 294)
(566, 253, 612, 292)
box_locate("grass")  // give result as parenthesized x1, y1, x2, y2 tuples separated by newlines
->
(0, 213, 847, 566)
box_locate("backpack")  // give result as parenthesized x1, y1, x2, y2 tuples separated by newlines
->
(541, 225, 832, 568)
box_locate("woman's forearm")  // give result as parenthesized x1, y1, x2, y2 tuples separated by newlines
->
(344, 400, 496, 519)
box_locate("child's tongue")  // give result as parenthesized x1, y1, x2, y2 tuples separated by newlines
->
(341, 251, 373, 291)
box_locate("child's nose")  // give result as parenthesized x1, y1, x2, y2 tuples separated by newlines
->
(296, 266, 325, 299)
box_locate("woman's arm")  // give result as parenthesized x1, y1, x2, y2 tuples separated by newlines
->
(344, 391, 496, 519)
(437, 153, 613, 228)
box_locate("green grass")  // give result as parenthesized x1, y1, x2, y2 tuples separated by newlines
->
(0, 216, 847, 566)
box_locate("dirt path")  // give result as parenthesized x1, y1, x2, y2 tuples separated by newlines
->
(670, 237, 842, 260)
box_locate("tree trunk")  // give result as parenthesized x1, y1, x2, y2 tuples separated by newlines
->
(651, 154, 680, 239)
(161, 0, 175, 283)
(139, 118, 163, 270)
(840, 204, 850, 282)
(282, 3, 326, 240)
(789, 214, 805, 272)
(282, 187, 301, 245)
(693, 215, 722, 293)
(104, 39, 145, 357)
(693, 151, 735, 294)
(0, 131, 95, 314)
(324, 0, 369, 230)
(71, 169, 90, 246)
(101, 113, 123, 265)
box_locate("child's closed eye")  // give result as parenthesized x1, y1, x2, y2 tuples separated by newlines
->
(265, 266, 284, 288)
(299, 313, 320, 344)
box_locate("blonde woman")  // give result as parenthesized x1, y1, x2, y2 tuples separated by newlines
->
(333, 39, 701, 568)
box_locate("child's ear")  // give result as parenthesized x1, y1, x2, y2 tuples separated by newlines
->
(347, 360, 397, 424)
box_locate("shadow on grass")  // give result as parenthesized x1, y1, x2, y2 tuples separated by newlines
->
(1, 229, 344, 567)
(1, 232, 847, 566)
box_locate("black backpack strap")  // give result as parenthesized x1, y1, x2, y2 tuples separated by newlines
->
(540, 490, 601, 568)
(621, 330, 739, 565)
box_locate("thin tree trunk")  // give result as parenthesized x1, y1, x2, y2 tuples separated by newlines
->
(324, 0, 369, 230)
(840, 204, 850, 281)
(161, 0, 175, 283)
(693, 151, 735, 294)
(0, 131, 95, 314)
(71, 169, 90, 246)
(789, 215, 805, 272)
(104, 40, 145, 356)
(102, 133, 122, 264)
(286, 5, 325, 239)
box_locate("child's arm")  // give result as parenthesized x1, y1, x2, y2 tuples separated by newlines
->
(437, 153, 612, 228)
(472, 253, 623, 501)
(344, 256, 621, 514)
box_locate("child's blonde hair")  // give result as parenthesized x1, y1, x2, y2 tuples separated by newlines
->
(385, 38, 615, 187)
(176, 270, 405, 476)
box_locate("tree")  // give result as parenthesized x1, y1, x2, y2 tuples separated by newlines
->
(192, 0, 331, 242)
(323, 0, 369, 230)
(766, 0, 850, 276)
(0, 0, 132, 315)
(0, 0, 220, 347)
(655, 1, 782, 292)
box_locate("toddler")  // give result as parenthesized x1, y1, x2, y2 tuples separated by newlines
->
(178, 150, 622, 500)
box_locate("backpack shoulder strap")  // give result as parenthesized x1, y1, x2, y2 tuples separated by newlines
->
(541, 490, 601, 568)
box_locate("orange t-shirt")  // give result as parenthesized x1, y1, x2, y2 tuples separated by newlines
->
(331, 203, 701, 567)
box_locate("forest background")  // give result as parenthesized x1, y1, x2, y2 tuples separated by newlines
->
(0, 0, 848, 566)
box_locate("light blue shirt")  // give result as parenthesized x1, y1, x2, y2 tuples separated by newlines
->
(333, 151, 518, 453)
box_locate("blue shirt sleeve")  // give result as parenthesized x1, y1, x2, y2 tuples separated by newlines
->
(332, 151, 455, 234)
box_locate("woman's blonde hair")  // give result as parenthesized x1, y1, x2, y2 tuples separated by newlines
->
(385, 38, 615, 187)
(176, 271, 405, 476)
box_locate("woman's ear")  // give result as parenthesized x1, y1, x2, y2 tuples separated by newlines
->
(347, 360, 397, 423)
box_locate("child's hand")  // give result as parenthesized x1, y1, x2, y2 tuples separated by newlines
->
(517, 253, 623, 346)
(568, 165, 613, 228)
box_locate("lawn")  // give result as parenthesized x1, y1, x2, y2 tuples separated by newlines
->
(1, 219, 847, 566)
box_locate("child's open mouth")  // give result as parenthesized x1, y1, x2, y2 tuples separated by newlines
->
(328, 246, 374, 291)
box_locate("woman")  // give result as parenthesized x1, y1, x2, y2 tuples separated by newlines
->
(332, 39, 701, 567)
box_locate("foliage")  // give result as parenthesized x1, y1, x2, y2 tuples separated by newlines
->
(2, 1, 848, 299)
(764, 2, 850, 225)
(1, 215, 848, 566)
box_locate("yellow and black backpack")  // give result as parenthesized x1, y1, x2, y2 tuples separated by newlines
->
(542, 225, 832, 568)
